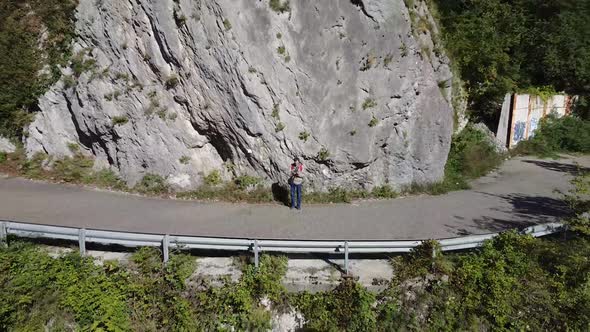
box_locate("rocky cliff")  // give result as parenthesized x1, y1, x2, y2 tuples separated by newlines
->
(25, 0, 454, 190)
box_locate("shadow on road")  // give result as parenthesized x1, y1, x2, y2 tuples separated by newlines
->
(447, 193, 572, 235)
(271, 182, 291, 206)
(522, 159, 589, 175)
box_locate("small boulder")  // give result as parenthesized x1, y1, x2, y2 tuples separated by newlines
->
(473, 123, 508, 154)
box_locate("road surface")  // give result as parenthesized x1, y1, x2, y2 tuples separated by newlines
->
(1, 156, 588, 240)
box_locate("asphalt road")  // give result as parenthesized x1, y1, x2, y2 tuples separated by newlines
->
(1, 156, 588, 240)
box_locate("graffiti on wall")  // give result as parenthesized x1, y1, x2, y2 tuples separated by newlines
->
(496, 94, 575, 149)
(513, 121, 526, 142)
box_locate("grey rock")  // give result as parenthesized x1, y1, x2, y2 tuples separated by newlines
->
(26, 0, 454, 190)
(0, 136, 16, 153)
(473, 123, 509, 154)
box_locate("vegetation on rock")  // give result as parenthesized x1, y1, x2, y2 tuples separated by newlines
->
(0, 0, 78, 138)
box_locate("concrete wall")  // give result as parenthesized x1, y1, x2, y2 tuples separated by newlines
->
(496, 93, 575, 149)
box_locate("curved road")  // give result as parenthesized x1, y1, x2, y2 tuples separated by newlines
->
(1, 156, 588, 240)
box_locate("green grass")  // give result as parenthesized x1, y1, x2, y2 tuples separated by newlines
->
(362, 98, 377, 110)
(368, 116, 379, 127)
(317, 147, 330, 161)
(179, 155, 190, 165)
(164, 75, 179, 89)
(203, 170, 222, 186)
(274, 122, 285, 132)
(222, 18, 232, 30)
(111, 116, 128, 126)
(134, 174, 170, 195)
(298, 131, 310, 142)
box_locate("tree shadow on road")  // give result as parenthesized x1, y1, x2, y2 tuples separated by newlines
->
(522, 159, 589, 175)
(447, 193, 572, 235)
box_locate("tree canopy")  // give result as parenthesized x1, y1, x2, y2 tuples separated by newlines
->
(434, 0, 590, 125)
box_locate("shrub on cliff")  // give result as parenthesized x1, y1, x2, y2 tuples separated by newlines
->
(134, 174, 170, 195)
(0, 0, 77, 138)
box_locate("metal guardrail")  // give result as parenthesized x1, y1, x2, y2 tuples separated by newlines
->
(0, 221, 564, 274)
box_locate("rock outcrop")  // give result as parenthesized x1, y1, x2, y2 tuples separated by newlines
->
(0, 136, 16, 153)
(26, 0, 454, 190)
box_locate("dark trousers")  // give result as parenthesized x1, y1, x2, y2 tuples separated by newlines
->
(290, 183, 302, 209)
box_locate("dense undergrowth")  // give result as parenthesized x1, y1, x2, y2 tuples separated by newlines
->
(0, 0, 78, 138)
(1, 172, 589, 331)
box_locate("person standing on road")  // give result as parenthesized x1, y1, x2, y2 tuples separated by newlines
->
(289, 157, 304, 210)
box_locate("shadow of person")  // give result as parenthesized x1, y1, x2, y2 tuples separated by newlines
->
(271, 182, 290, 206)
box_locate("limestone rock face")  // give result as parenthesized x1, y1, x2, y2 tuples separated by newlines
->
(0, 136, 15, 153)
(26, 0, 454, 190)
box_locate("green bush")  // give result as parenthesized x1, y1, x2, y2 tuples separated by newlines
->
(111, 116, 128, 126)
(203, 170, 222, 186)
(298, 131, 310, 142)
(70, 50, 97, 77)
(293, 279, 377, 331)
(234, 174, 261, 190)
(87, 169, 126, 190)
(269, 0, 290, 13)
(564, 172, 590, 235)
(0, 242, 130, 331)
(223, 19, 232, 30)
(303, 187, 370, 204)
(275, 122, 285, 132)
(164, 75, 179, 89)
(179, 155, 190, 165)
(134, 173, 169, 195)
(406, 124, 503, 196)
(21, 152, 47, 179)
(512, 115, 590, 157)
(3, 229, 590, 331)
(52, 155, 94, 183)
(362, 98, 377, 110)
(368, 115, 379, 127)
(0, 0, 77, 138)
(317, 147, 330, 161)
(371, 185, 398, 199)
(447, 124, 504, 179)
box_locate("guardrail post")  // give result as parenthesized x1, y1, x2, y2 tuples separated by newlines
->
(163, 234, 170, 263)
(0, 222, 7, 248)
(344, 241, 349, 275)
(254, 240, 259, 269)
(78, 228, 86, 256)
